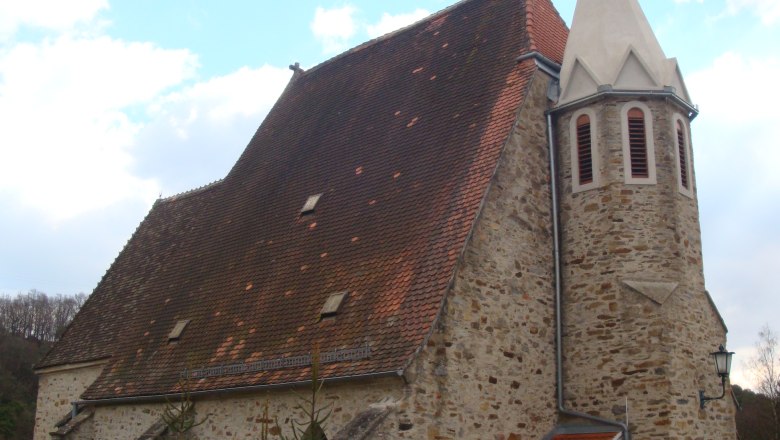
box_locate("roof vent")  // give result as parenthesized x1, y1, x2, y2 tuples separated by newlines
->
(168, 320, 190, 342)
(301, 193, 323, 216)
(320, 291, 348, 319)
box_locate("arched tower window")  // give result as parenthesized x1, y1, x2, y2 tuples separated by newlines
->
(570, 108, 600, 192)
(621, 102, 656, 184)
(674, 115, 693, 198)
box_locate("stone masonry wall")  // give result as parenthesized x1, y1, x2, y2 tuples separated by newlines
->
(84, 376, 405, 439)
(34, 363, 106, 440)
(555, 96, 736, 439)
(381, 68, 559, 440)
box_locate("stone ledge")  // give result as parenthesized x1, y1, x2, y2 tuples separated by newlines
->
(622, 279, 679, 305)
(49, 406, 94, 439)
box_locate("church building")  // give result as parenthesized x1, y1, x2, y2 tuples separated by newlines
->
(34, 0, 738, 438)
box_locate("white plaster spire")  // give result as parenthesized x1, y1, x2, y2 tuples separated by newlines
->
(557, 0, 692, 106)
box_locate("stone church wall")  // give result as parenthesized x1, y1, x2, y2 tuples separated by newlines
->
(86, 376, 405, 439)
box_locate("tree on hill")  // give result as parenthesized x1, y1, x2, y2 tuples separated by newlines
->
(734, 324, 780, 440)
(0, 327, 49, 439)
(748, 325, 780, 439)
(0, 290, 86, 342)
(0, 290, 87, 439)
(734, 385, 777, 440)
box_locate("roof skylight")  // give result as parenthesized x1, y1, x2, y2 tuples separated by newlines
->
(301, 194, 323, 215)
(168, 320, 190, 342)
(320, 291, 348, 319)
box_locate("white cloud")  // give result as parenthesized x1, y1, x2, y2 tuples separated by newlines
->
(688, 52, 780, 391)
(726, 0, 780, 25)
(311, 5, 357, 54)
(0, 34, 199, 222)
(310, 6, 433, 53)
(689, 52, 780, 191)
(150, 65, 291, 130)
(0, 0, 108, 39)
(0, 2, 292, 296)
(366, 9, 430, 38)
(673, 0, 780, 25)
(731, 345, 758, 390)
(136, 64, 291, 196)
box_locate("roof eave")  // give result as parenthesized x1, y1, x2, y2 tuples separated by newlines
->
(551, 86, 699, 120)
(76, 370, 404, 406)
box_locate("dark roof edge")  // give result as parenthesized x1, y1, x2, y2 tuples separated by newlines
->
(36, 196, 169, 368)
(76, 370, 402, 405)
(35, 355, 112, 373)
(159, 179, 224, 204)
(399, 66, 548, 376)
(39, 179, 224, 369)
(300, 0, 479, 78)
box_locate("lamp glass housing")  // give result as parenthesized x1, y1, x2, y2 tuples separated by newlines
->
(712, 345, 734, 377)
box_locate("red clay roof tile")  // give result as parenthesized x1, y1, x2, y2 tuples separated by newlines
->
(38, 0, 568, 400)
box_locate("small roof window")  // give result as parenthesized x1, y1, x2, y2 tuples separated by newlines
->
(301, 194, 323, 216)
(168, 320, 190, 342)
(320, 291, 348, 319)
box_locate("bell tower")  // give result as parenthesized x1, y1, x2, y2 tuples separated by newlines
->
(550, 0, 737, 437)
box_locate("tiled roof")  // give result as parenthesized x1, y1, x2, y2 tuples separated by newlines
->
(38, 0, 568, 400)
(526, 0, 569, 63)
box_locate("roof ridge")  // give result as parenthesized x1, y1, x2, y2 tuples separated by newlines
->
(301, 0, 481, 77)
(160, 179, 223, 203)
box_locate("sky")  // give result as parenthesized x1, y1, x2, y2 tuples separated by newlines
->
(0, 0, 778, 389)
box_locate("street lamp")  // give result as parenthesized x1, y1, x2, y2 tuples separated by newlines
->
(699, 345, 735, 409)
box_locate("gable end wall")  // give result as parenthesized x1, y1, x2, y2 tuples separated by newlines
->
(34, 363, 106, 440)
(393, 67, 558, 439)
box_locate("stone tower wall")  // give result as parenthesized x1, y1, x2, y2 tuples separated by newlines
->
(554, 96, 737, 438)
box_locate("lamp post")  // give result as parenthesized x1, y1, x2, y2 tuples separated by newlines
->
(699, 345, 735, 409)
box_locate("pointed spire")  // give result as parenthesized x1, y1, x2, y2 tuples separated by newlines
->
(558, 0, 691, 106)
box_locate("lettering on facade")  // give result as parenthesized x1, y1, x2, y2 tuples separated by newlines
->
(181, 343, 372, 379)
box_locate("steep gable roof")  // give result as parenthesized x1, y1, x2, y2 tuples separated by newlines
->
(38, 0, 568, 400)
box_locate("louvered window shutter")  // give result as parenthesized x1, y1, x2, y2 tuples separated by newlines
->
(677, 120, 689, 189)
(576, 115, 593, 185)
(627, 108, 649, 178)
